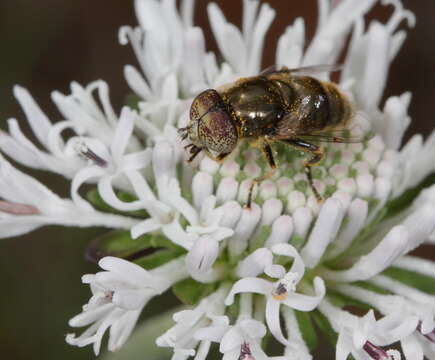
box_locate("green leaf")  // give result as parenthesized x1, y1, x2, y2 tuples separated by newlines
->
(385, 171, 435, 218)
(312, 310, 337, 347)
(134, 248, 184, 270)
(87, 189, 148, 217)
(295, 311, 318, 351)
(86, 230, 154, 262)
(87, 229, 185, 266)
(124, 93, 142, 111)
(290, 235, 306, 250)
(249, 225, 271, 252)
(353, 281, 391, 295)
(326, 290, 372, 311)
(383, 267, 435, 295)
(172, 278, 217, 305)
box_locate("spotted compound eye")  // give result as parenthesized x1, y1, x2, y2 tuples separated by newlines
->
(190, 89, 238, 158)
(190, 89, 222, 123)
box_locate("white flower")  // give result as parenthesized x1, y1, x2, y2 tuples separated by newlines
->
(2, 0, 435, 359)
(195, 316, 269, 360)
(225, 244, 325, 345)
(71, 106, 152, 211)
(156, 285, 229, 359)
(280, 307, 313, 360)
(207, 0, 275, 76)
(319, 300, 418, 360)
(0, 154, 137, 238)
(332, 282, 435, 360)
(67, 256, 188, 355)
(0, 86, 86, 178)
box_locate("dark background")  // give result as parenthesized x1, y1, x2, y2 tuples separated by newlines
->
(0, 1, 434, 359)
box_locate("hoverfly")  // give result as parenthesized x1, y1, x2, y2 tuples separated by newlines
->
(179, 65, 372, 206)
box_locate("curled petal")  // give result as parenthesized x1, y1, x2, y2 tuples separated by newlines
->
(271, 243, 305, 283)
(282, 277, 326, 311)
(266, 299, 288, 345)
(225, 278, 273, 306)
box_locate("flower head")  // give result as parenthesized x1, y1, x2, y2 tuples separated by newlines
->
(2, 0, 435, 359)
(195, 316, 268, 360)
(66, 256, 188, 355)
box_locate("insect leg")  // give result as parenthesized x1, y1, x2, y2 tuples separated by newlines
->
(247, 142, 277, 209)
(281, 138, 324, 202)
(187, 146, 202, 163)
(261, 142, 277, 169)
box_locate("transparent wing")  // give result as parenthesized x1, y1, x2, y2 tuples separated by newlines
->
(297, 127, 375, 144)
(261, 64, 343, 76)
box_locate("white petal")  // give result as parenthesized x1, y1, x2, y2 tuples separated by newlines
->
(153, 141, 176, 182)
(71, 166, 105, 211)
(266, 299, 288, 345)
(358, 22, 390, 110)
(200, 157, 220, 176)
(225, 278, 273, 306)
(402, 204, 435, 253)
(276, 18, 305, 68)
(13, 86, 52, 148)
(394, 256, 435, 279)
(131, 218, 162, 239)
(336, 330, 353, 360)
(272, 243, 305, 283)
(326, 198, 368, 260)
(121, 149, 152, 172)
(259, 198, 283, 227)
(322, 225, 409, 282)
(246, 2, 275, 74)
(0, 214, 43, 238)
(282, 307, 312, 358)
(282, 277, 326, 311)
(162, 220, 196, 250)
(367, 177, 392, 223)
(301, 198, 345, 268)
(181, 27, 207, 94)
(192, 172, 214, 210)
(92, 308, 124, 355)
(229, 204, 261, 258)
(97, 175, 144, 211)
(371, 275, 435, 307)
(210, 227, 234, 242)
(112, 289, 150, 310)
(382, 92, 412, 150)
(108, 310, 141, 352)
(220, 326, 244, 353)
(207, 3, 246, 73)
(292, 207, 313, 238)
(193, 340, 211, 360)
(124, 65, 152, 100)
(194, 325, 228, 343)
(287, 190, 306, 213)
(265, 215, 294, 248)
(401, 335, 424, 360)
(219, 201, 242, 228)
(186, 235, 219, 275)
(200, 196, 217, 224)
(237, 248, 274, 278)
(69, 303, 114, 327)
(98, 257, 152, 285)
(239, 319, 267, 340)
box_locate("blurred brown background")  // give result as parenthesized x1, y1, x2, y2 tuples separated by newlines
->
(0, 1, 434, 359)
